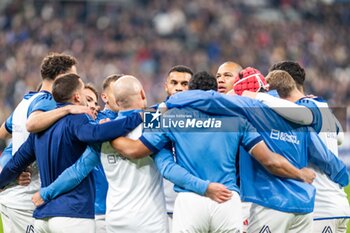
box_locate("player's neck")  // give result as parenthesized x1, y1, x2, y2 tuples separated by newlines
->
(285, 89, 305, 102)
(39, 80, 54, 93)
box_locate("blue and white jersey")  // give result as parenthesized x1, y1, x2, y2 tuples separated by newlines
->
(100, 109, 168, 232)
(93, 108, 118, 216)
(0, 104, 143, 219)
(140, 106, 263, 195)
(0, 91, 55, 210)
(297, 97, 350, 219)
(165, 90, 348, 213)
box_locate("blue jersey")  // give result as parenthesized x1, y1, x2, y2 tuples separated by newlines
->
(0, 144, 12, 171)
(140, 107, 262, 195)
(165, 90, 348, 213)
(93, 108, 118, 215)
(0, 104, 142, 219)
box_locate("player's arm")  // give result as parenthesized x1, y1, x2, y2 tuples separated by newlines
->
(250, 141, 315, 183)
(0, 135, 36, 189)
(110, 137, 152, 159)
(73, 112, 142, 144)
(154, 146, 232, 203)
(0, 113, 13, 139)
(32, 146, 100, 206)
(241, 119, 315, 183)
(26, 105, 92, 133)
(307, 130, 349, 187)
(242, 91, 313, 125)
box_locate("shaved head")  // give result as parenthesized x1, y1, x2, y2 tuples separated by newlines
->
(113, 75, 146, 110)
(216, 61, 242, 94)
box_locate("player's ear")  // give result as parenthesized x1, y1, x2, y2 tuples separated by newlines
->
(101, 92, 108, 104)
(140, 89, 146, 100)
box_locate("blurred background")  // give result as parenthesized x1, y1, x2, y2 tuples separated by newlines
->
(0, 0, 349, 160)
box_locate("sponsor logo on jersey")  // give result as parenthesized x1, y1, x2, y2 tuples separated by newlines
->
(270, 129, 300, 145)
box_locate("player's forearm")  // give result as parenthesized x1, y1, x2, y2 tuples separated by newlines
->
(110, 137, 151, 159)
(0, 122, 11, 139)
(262, 154, 305, 181)
(26, 108, 70, 133)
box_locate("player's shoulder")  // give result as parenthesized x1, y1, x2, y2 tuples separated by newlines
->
(33, 91, 53, 101)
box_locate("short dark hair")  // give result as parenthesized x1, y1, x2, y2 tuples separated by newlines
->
(167, 65, 193, 76)
(189, 71, 217, 91)
(40, 53, 77, 81)
(85, 83, 99, 100)
(269, 61, 305, 89)
(102, 74, 123, 90)
(52, 73, 82, 103)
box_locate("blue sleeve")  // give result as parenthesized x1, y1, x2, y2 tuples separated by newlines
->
(72, 113, 142, 144)
(154, 146, 209, 196)
(308, 130, 349, 187)
(297, 99, 322, 133)
(139, 131, 170, 153)
(27, 93, 56, 116)
(40, 146, 100, 202)
(0, 144, 12, 170)
(5, 113, 13, 133)
(240, 119, 263, 152)
(0, 136, 35, 188)
(166, 90, 252, 118)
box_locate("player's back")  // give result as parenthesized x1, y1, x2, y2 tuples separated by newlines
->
(101, 109, 168, 233)
(32, 112, 95, 219)
(161, 107, 259, 194)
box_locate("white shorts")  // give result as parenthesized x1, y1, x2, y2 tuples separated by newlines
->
(313, 218, 349, 233)
(241, 202, 251, 233)
(172, 191, 242, 233)
(0, 204, 34, 233)
(248, 204, 313, 233)
(34, 217, 95, 233)
(95, 214, 106, 233)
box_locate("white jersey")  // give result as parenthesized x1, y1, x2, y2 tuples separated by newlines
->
(307, 99, 350, 219)
(0, 92, 45, 210)
(101, 123, 168, 233)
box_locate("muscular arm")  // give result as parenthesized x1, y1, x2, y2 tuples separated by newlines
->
(250, 141, 315, 183)
(0, 122, 11, 139)
(110, 137, 152, 159)
(26, 105, 92, 133)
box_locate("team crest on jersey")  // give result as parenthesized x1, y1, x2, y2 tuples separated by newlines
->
(259, 225, 271, 233)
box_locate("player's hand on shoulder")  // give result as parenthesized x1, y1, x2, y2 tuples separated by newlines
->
(32, 191, 45, 207)
(16, 171, 31, 186)
(205, 182, 232, 203)
(99, 118, 110, 124)
(300, 167, 316, 184)
(66, 105, 93, 117)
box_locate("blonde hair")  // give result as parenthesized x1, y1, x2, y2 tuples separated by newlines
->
(266, 70, 297, 98)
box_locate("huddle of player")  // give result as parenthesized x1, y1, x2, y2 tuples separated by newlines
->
(0, 52, 348, 233)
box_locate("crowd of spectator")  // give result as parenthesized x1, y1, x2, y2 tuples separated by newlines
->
(0, 0, 349, 126)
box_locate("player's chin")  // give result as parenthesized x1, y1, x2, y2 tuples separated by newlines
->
(217, 87, 227, 93)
